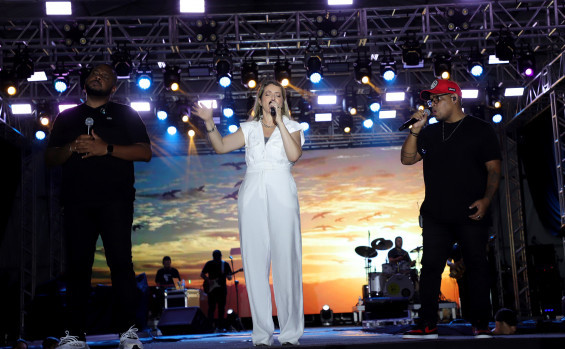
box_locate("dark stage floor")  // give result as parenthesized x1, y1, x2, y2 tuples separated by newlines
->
(12, 325, 565, 349)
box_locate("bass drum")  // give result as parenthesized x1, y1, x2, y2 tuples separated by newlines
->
(384, 274, 414, 299)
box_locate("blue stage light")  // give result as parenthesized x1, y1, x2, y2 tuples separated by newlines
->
(369, 101, 381, 113)
(469, 63, 483, 77)
(228, 124, 238, 133)
(300, 122, 310, 131)
(157, 110, 168, 120)
(310, 72, 322, 84)
(363, 119, 374, 128)
(223, 106, 234, 118)
(167, 126, 177, 135)
(137, 73, 152, 90)
(35, 130, 46, 140)
(492, 113, 502, 123)
(219, 76, 232, 88)
(53, 77, 68, 93)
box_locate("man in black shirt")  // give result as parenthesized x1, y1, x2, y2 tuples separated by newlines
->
(400, 79, 501, 339)
(155, 256, 181, 288)
(45, 64, 151, 342)
(387, 236, 412, 272)
(201, 250, 232, 329)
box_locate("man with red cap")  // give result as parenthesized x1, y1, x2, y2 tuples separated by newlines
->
(400, 79, 501, 339)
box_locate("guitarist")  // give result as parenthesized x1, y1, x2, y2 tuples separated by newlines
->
(201, 250, 232, 329)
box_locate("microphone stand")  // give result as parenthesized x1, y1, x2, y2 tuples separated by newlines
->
(229, 257, 244, 331)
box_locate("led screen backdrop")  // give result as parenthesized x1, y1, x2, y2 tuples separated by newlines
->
(91, 146, 459, 316)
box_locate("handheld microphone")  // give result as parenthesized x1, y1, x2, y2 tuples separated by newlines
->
(398, 109, 430, 131)
(85, 117, 94, 135)
(229, 256, 233, 260)
(270, 107, 276, 117)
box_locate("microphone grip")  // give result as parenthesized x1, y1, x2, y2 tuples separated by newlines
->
(398, 109, 430, 131)
(270, 107, 276, 117)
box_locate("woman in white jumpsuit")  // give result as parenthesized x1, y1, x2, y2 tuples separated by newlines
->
(193, 80, 305, 346)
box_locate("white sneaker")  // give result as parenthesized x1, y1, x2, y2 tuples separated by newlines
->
(119, 326, 144, 349)
(57, 331, 89, 349)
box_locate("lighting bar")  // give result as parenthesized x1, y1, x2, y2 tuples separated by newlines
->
(315, 113, 332, 122)
(180, 0, 205, 13)
(59, 104, 77, 112)
(198, 100, 218, 109)
(385, 92, 405, 102)
(461, 89, 479, 98)
(488, 54, 509, 64)
(328, 0, 353, 5)
(318, 95, 337, 104)
(46, 1, 72, 15)
(379, 110, 397, 119)
(11, 104, 32, 114)
(504, 87, 525, 96)
(130, 102, 151, 112)
(27, 71, 48, 82)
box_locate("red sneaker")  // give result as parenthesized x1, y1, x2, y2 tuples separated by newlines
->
(403, 324, 438, 339)
(473, 327, 493, 339)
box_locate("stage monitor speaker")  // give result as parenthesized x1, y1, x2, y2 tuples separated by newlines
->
(158, 307, 213, 335)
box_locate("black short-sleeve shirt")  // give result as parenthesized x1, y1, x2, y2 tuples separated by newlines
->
(417, 115, 501, 224)
(47, 102, 150, 204)
(201, 260, 232, 289)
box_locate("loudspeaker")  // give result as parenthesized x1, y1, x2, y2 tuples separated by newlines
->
(364, 297, 409, 320)
(158, 307, 213, 335)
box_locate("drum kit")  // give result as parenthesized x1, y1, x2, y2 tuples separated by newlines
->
(355, 235, 423, 300)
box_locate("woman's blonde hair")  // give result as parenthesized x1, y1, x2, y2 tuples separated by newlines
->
(249, 80, 290, 121)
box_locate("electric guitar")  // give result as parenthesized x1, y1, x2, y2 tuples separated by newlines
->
(203, 268, 243, 293)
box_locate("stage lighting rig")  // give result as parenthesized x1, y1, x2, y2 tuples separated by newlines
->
(495, 31, 515, 62)
(222, 92, 236, 118)
(305, 46, 323, 84)
(343, 91, 357, 116)
(112, 43, 132, 77)
(401, 38, 422, 67)
(445, 7, 470, 31)
(215, 45, 233, 88)
(380, 60, 397, 82)
(164, 66, 181, 91)
(354, 60, 371, 84)
(320, 305, 334, 326)
(433, 54, 452, 80)
(241, 61, 258, 89)
(275, 60, 292, 87)
(136, 63, 153, 91)
(192, 18, 218, 42)
(487, 86, 504, 109)
(367, 92, 381, 113)
(63, 22, 87, 46)
(315, 13, 339, 37)
(299, 98, 312, 131)
(467, 51, 484, 78)
(518, 50, 536, 78)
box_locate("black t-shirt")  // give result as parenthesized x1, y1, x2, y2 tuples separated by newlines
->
(47, 102, 150, 204)
(202, 260, 232, 289)
(388, 248, 412, 265)
(155, 267, 181, 286)
(417, 115, 501, 224)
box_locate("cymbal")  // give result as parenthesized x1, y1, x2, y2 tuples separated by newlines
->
(410, 246, 423, 253)
(355, 246, 378, 258)
(371, 238, 393, 250)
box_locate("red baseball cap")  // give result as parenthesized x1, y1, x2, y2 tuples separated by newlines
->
(420, 79, 462, 101)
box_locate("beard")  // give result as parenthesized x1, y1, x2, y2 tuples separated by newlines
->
(85, 82, 113, 97)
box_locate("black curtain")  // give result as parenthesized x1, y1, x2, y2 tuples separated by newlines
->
(518, 109, 561, 235)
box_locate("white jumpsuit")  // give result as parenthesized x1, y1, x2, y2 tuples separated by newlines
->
(238, 118, 305, 346)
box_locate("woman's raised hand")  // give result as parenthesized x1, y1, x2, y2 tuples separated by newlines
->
(192, 103, 213, 122)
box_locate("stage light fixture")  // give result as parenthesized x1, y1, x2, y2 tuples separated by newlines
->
(306, 54, 323, 84)
(46, 1, 72, 15)
(363, 119, 374, 129)
(215, 45, 232, 88)
(368, 93, 381, 113)
(445, 7, 470, 31)
(1, 70, 18, 96)
(320, 305, 334, 326)
(467, 51, 484, 78)
(433, 54, 452, 80)
(518, 50, 536, 78)
(180, 0, 205, 13)
(492, 113, 503, 124)
(167, 126, 178, 135)
(136, 65, 153, 90)
(192, 18, 217, 42)
(156, 100, 169, 120)
(52, 61, 70, 93)
(222, 92, 236, 118)
(354, 59, 371, 84)
(339, 113, 353, 134)
(343, 92, 357, 116)
(11, 104, 32, 115)
(380, 61, 397, 82)
(13, 47, 34, 80)
(112, 44, 132, 78)
(504, 87, 524, 97)
(63, 22, 87, 46)
(164, 66, 181, 91)
(35, 130, 47, 141)
(495, 32, 515, 62)
(187, 129, 196, 137)
(299, 98, 312, 131)
(275, 60, 292, 87)
(315, 13, 339, 37)
(402, 39, 422, 67)
(487, 86, 504, 108)
(241, 61, 258, 89)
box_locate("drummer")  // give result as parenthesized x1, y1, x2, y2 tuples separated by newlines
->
(387, 236, 414, 272)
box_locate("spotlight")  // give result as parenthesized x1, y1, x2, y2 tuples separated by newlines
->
(339, 113, 353, 134)
(368, 93, 381, 113)
(299, 98, 312, 131)
(518, 51, 535, 78)
(315, 13, 339, 37)
(354, 59, 371, 84)
(275, 60, 292, 87)
(136, 65, 152, 90)
(467, 52, 484, 78)
(495, 32, 515, 62)
(112, 44, 132, 77)
(187, 129, 196, 137)
(445, 7, 470, 31)
(241, 61, 258, 89)
(164, 66, 181, 91)
(192, 18, 218, 42)
(487, 86, 504, 108)
(363, 119, 374, 129)
(306, 54, 323, 84)
(343, 92, 357, 116)
(433, 54, 451, 80)
(53, 76, 68, 93)
(228, 124, 238, 133)
(380, 60, 397, 82)
(215, 45, 232, 88)
(320, 305, 334, 326)
(63, 22, 87, 46)
(222, 92, 236, 118)
(402, 39, 422, 67)
(35, 130, 47, 141)
(167, 126, 177, 135)
(156, 100, 169, 120)
(492, 113, 503, 123)
(157, 110, 168, 120)
(1, 70, 18, 96)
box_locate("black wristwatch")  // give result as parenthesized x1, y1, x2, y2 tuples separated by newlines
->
(107, 144, 114, 155)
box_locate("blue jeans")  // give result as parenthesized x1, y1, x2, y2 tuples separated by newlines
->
(419, 215, 491, 327)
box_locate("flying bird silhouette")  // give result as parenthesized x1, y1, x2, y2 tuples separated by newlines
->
(162, 189, 181, 198)
(196, 185, 205, 192)
(312, 211, 331, 220)
(132, 224, 143, 231)
(223, 190, 239, 200)
(358, 215, 374, 222)
(315, 225, 335, 231)
(221, 162, 247, 170)
(234, 180, 243, 188)
(335, 217, 344, 222)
